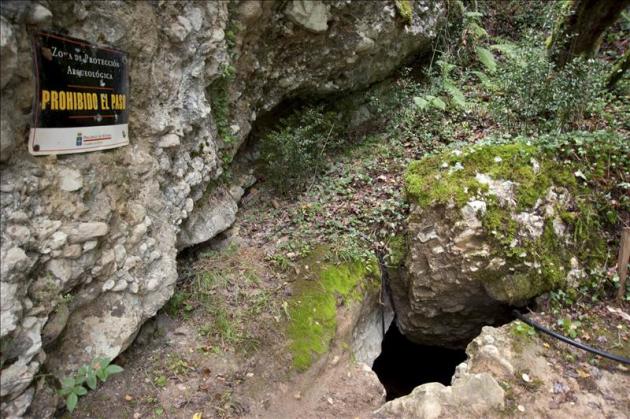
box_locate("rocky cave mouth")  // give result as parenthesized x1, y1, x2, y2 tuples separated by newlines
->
(371, 319, 467, 401)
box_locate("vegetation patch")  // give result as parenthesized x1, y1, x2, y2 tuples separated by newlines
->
(394, 0, 413, 23)
(287, 249, 379, 371)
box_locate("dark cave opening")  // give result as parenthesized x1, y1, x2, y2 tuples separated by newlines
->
(371, 320, 468, 401)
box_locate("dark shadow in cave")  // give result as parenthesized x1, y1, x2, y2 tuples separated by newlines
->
(372, 319, 468, 401)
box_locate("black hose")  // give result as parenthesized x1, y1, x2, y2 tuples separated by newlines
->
(513, 310, 630, 365)
(376, 251, 387, 338)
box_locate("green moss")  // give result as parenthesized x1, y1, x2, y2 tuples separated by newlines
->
(405, 142, 540, 209)
(406, 131, 628, 302)
(209, 65, 237, 147)
(394, 0, 413, 23)
(287, 250, 378, 371)
(386, 234, 407, 267)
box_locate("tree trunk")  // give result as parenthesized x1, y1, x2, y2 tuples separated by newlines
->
(548, 0, 630, 68)
(607, 48, 630, 89)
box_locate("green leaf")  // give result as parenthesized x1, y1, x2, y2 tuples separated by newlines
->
(86, 371, 97, 390)
(468, 22, 488, 38)
(61, 377, 75, 389)
(490, 43, 518, 58)
(74, 385, 88, 396)
(476, 46, 496, 73)
(96, 368, 108, 382)
(472, 71, 496, 89)
(443, 80, 466, 108)
(59, 386, 74, 396)
(93, 357, 111, 370)
(413, 96, 429, 110)
(106, 364, 124, 375)
(67, 393, 78, 412)
(430, 96, 446, 111)
(436, 59, 456, 76)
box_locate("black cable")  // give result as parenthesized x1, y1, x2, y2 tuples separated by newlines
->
(513, 310, 630, 365)
(376, 250, 387, 338)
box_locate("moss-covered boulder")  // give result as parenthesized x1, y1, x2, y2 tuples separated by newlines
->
(391, 131, 628, 347)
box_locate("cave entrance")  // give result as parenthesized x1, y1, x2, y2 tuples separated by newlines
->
(371, 319, 467, 401)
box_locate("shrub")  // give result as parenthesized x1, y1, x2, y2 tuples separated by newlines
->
(260, 106, 340, 196)
(490, 38, 611, 132)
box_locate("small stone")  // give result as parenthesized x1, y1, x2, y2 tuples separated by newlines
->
(58, 168, 83, 192)
(522, 373, 531, 383)
(48, 231, 68, 250)
(1, 248, 30, 280)
(285, 0, 330, 33)
(517, 405, 525, 412)
(28, 4, 53, 24)
(158, 133, 180, 148)
(531, 158, 540, 173)
(128, 203, 146, 225)
(114, 244, 127, 265)
(293, 392, 301, 400)
(6, 225, 30, 244)
(63, 244, 82, 259)
(168, 16, 191, 42)
(102, 279, 115, 292)
(0, 16, 18, 92)
(69, 222, 109, 243)
(129, 223, 147, 246)
(113, 279, 128, 292)
(47, 259, 72, 283)
(83, 240, 98, 252)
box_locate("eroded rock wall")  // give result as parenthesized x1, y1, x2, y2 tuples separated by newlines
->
(0, 0, 445, 416)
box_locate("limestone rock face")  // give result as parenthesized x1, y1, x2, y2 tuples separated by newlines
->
(374, 327, 511, 418)
(375, 323, 630, 418)
(391, 143, 587, 348)
(0, 0, 445, 415)
(390, 202, 513, 348)
(285, 0, 331, 33)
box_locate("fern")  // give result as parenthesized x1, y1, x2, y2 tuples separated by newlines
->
(468, 21, 488, 38)
(443, 80, 467, 108)
(429, 96, 447, 111)
(476, 46, 497, 73)
(491, 43, 519, 58)
(413, 96, 429, 110)
(472, 71, 496, 89)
